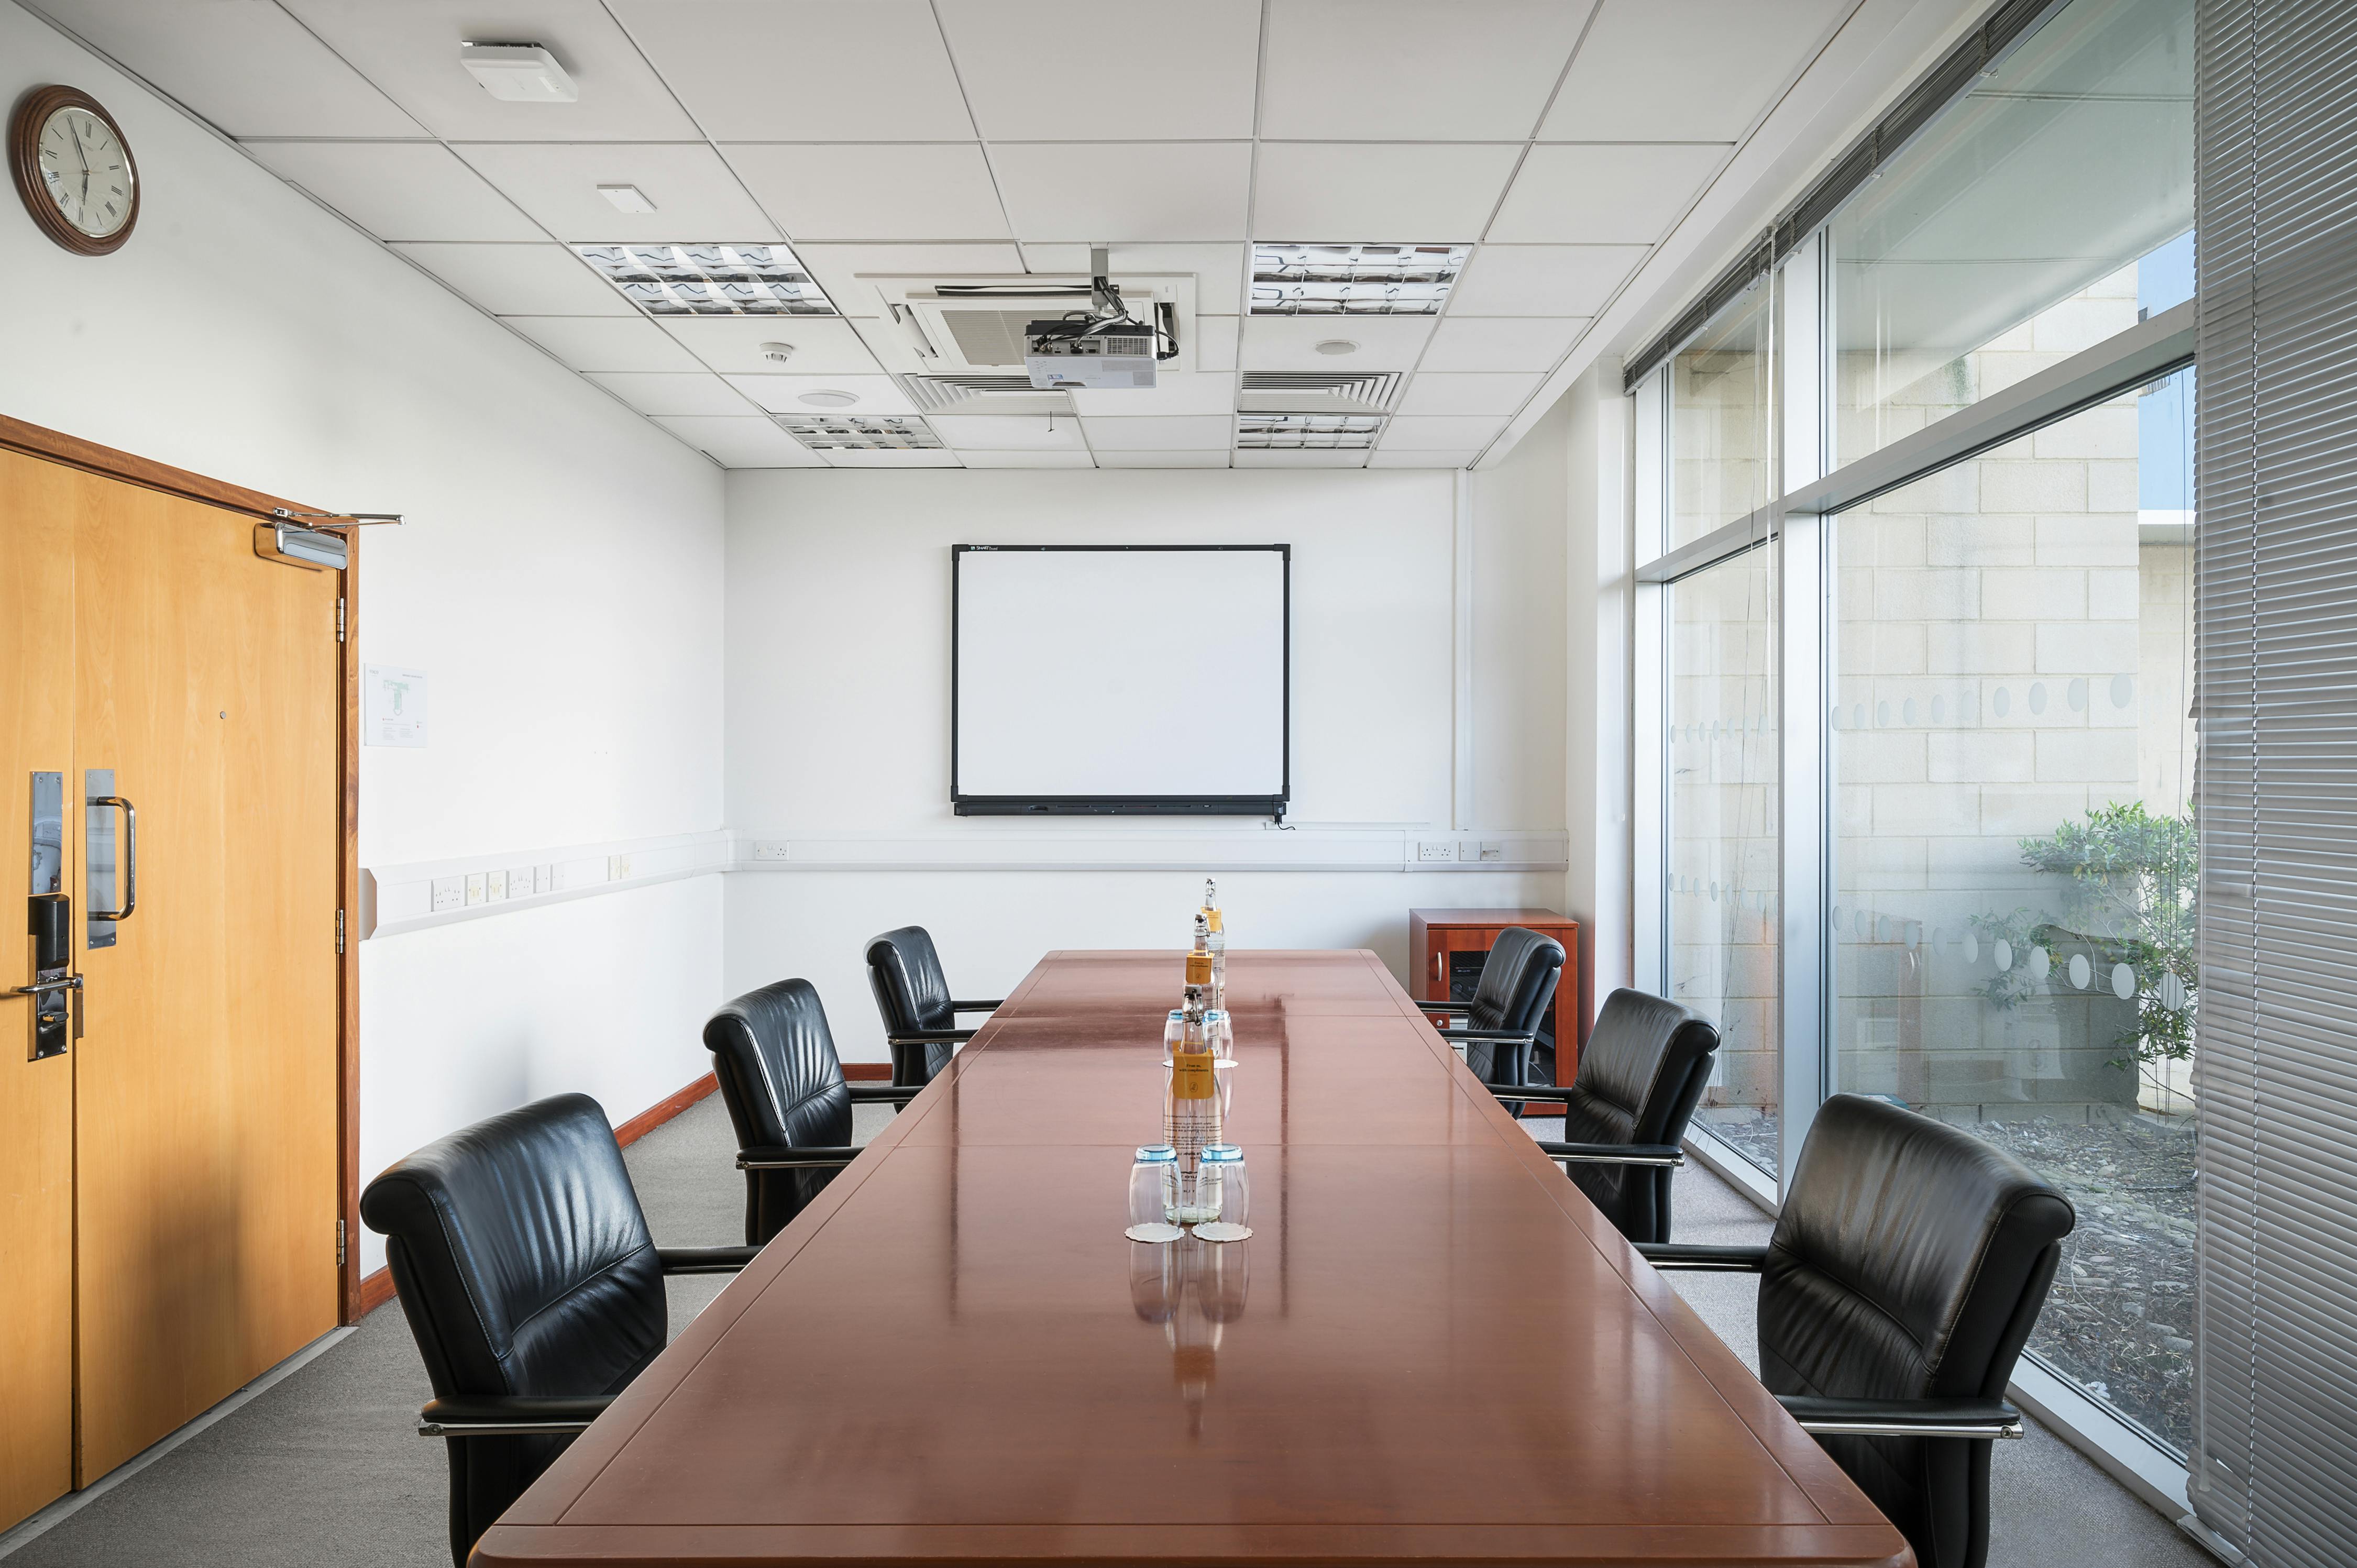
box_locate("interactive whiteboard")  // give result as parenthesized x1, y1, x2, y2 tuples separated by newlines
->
(952, 545, 1290, 817)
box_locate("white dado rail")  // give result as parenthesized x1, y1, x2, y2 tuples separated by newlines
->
(359, 826, 1569, 939)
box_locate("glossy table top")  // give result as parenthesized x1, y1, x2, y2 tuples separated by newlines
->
(477, 951, 1911, 1568)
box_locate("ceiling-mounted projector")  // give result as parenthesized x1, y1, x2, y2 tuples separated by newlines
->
(1023, 248, 1172, 391)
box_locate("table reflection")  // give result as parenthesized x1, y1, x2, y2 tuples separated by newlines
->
(1128, 1235, 1251, 1439)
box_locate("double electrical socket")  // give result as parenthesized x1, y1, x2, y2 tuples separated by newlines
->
(1416, 840, 1506, 864)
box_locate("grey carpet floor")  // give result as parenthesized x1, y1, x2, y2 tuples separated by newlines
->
(3, 1098, 2202, 1567)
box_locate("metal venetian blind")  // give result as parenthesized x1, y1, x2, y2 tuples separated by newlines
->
(2190, 4, 2357, 1563)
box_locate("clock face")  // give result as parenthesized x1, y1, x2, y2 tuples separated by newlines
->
(37, 105, 134, 239)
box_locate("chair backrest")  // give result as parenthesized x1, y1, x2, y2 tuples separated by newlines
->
(703, 978, 854, 1244)
(359, 1094, 666, 1566)
(865, 925, 957, 1085)
(1558, 988, 1721, 1243)
(1761, 1094, 2075, 1568)
(1459, 927, 1565, 1087)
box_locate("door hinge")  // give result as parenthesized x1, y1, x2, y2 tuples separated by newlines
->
(336, 908, 346, 955)
(336, 1219, 347, 1267)
(335, 597, 346, 642)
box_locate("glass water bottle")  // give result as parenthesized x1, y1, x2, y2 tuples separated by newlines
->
(1164, 998, 1222, 1214)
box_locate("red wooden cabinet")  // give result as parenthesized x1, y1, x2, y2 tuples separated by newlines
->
(1408, 908, 1584, 1087)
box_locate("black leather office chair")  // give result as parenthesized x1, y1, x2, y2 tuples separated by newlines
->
(1641, 1094, 2075, 1568)
(865, 925, 1003, 1087)
(1481, 988, 1720, 1243)
(359, 1094, 756, 1568)
(706, 978, 919, 1245)
(1413, 926, 1564, 1096)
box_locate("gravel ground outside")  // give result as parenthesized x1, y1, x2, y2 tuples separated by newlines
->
(1692, 1103, 2195, 1454)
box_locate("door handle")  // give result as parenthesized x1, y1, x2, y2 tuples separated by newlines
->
(88, 795, 135, 922)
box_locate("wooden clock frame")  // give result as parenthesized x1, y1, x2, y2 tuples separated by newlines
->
(10, 84, 140, 257)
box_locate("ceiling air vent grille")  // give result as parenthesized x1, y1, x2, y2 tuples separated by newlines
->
(1238, 371, 1402, 416)
(901, 376, 1076, 417)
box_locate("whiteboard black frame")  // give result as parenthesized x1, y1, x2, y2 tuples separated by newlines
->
(950, 544, 1291, 820)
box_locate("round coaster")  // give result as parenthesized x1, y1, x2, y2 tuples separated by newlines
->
(1124, 1222, 1185, 1243)
(1192, 1222, 1253, 1243)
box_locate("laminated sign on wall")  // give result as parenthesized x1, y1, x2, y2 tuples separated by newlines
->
(365, 665, 427, 747)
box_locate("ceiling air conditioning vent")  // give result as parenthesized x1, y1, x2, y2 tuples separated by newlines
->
(901, 376, 1075, 417)
(1238, 370, 1402, 416)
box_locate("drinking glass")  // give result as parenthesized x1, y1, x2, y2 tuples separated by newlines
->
(1125, 1145, 1183, 1242)
(1163, 1009, 1185, 1054)
(1193, 1145, 1251, 1241)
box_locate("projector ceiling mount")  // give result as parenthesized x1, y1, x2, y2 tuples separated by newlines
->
(1021, 247, 1177, 392)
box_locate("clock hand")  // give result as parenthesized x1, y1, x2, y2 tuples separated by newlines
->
(67, 119, 91, 209)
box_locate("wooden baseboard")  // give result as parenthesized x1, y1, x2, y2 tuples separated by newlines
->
(356, 1071, 728, 1316)
(844, 1062, 888, 1081)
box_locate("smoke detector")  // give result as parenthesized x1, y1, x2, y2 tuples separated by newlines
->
(758, 341, 796, 363)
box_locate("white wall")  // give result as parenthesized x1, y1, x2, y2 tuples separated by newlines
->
(1561, 365, 1635, 1009)
(1, 6, 728, 1275)
(724, 423, 1571, 1062)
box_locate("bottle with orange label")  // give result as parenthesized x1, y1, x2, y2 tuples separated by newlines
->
(1164, 985, 1222, 1216)
(1186, 910, 1215, 1002)
(1200, 879, 1226, 1004)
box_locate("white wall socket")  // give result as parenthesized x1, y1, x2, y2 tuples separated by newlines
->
(1415, 841, 1456, 863)
(464, 873, 486, 905)
(430, 876, 463, 912)
(1480, 841, 1504, 862)
(751, 842, 791, 862)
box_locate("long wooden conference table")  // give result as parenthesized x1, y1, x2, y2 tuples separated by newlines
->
(477, 949, 1912, 1568)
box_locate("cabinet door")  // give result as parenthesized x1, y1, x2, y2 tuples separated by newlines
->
(0, 449, 80, 1530)
(72, 475, 342, 1482)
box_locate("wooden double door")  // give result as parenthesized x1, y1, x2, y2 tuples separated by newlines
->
(0, 442, 344, 1530)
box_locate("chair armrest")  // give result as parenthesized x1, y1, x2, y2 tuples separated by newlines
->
(417, 1394, 612, 1438)
(657, 1245, 758, 1274)
(1536, 1141, 1686, 1169)
(1412, 1000, 1474, 1015)
(736, 1145, 864, 1171)
(888, 1030, 975, 1046)
(1437, 1027, 1535, 1043)
(950, 999, 1003, 1013)
(846, 1083, 923, 1106)
(1483, 1084, 1574, 1103)
(1775, 1395, 2026, 1440)
(1636, 1243, 1770, 1273)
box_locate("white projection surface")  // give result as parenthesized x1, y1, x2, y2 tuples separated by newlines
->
(954, 547, 1287, 804)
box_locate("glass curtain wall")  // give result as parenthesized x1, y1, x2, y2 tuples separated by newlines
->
(1636, 0, 2198, 1463)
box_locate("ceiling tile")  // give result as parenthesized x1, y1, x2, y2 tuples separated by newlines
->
(1093, 450, 1233, 468)
(722, 374, 917, 416)
(1260, 0, 1595, 141)
(586, 372, 757, 416)
(725, 143, 1009, 241)
(1487, 143, 1730, 244)
(505, 315, 704, 372)
(455, 143, 777, 244)
(1417, 315, 1586, 372)
(991, 143, 1252, 242)
(1234, 449, 1369, 468)
(1075, 415, 1233, 450)
(277, 0, 698, 140)
(249, 142, 541, 241)
(24, 0, 424, 137)
(1194, 316, 1241, 373)
(660, 316, 887, 376)
(939, 0, 1260, 139)
(608, 0, 976, 139)
(956, 450, 1098, 468)
(392, 242, 635, 315)
(1381, 415, 1508, 450)
(928, 415, 1088, 451)
(1540, 0, 1850, 141)
(1448, 245, 1647, 316)
(1240, 315, 1435, 373)
(797, 243, 1028, 316)
(822, 448, 963, 468)
(1394, 371, 1546, 416)
(1020, 244, 1250, 315)
(1368, 448, 1482, 468)
(1253, 144, 1522, 242)
(1069, 374, 1238, 417)
(654, 416, 829, 467)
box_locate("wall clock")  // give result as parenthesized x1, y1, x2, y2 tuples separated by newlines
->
(10, 85, 139, 256)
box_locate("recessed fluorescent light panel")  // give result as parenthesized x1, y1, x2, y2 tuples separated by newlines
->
(459, 42, 578, 103)
(1235, 413, 1386, 449)
(777, 415, 944, 451)
(1249, 244, 1469, 315)
(574, 244, 838, 316)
